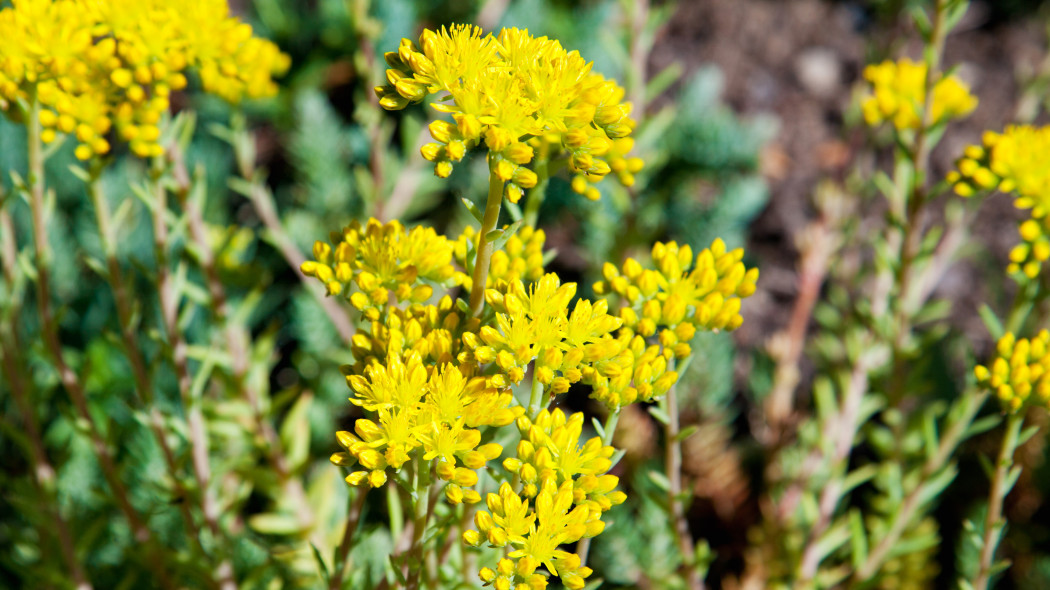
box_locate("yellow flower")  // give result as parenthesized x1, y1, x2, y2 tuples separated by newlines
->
(0, 0, 289, 160)
(301, 219, 460, 319)
(861, 58, 976, 131)
(581, 332, 679, 408)
(596, 238, 759, 354)
(469, 273, 621, 386)
(948, 125, 1050, 278)
(503, 408, 626, 514)
(467, 480, 595, 590)
(376, 24, 639, 199)
(334, 351, 510, 494)
(975, 331, 1050, 413)
(949, 125, 1050, 202)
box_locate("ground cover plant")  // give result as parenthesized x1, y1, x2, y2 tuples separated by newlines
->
(2, 0, 1050, 588)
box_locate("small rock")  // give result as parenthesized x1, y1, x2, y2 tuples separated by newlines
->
(794, 47, 842, 98)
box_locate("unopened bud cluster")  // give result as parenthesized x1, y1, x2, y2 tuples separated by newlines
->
(975, 331, 1050, 413)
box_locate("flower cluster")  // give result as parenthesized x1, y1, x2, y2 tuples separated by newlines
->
(948, 125, 1050, 279)
(974, 331, 1050, 413)
(301, 219, 463, 320)
(861, 58, 976, 131)
(331, 350, 513, 497)
(466, 480, 597, 590)
(596, 239, 759, 354)
(503, 409, 626, 514)
(0, 0, 289, 159)
(464, 409, 621, 589)
(467, 274, 623, 388)
(455, 224, 548, 292)
(310, 201, 758, 586)
(375, 25, 640, 201)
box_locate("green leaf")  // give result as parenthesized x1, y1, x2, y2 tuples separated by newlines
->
(67, 165, 90, 183)
(647, 406, 670, 425)
(1018, 424, 1041, 446)
(461, 197, 485, 225)
(492, 220, 524, 251)
(248, 512, 305, 535)
(978, 304, 1004, 340)
(646, 62, 684, 102)
(842, 464, 878, 495)
(280, 392, 313, 472)
(908, 5, 932, 39)
(917, 464, 958, 507)
(504, 196, 523, 222)
(311, 542, 330, 584)
(965, 414, 1001, 438)
(647, 470, 671, 493)
(849, 509, 868, 569)
(675, 425, 699, 442)
(592, 417, 606, 440)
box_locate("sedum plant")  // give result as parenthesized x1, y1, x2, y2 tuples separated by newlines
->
(300, 24, 759, 589)
(5, 0, 1050, 589)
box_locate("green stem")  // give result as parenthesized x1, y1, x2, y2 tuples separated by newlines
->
(527, 370, 545, 419)
(972, 412, 1026, 590)
(469, 165, 505, 317)
(406, 457, 433, 590)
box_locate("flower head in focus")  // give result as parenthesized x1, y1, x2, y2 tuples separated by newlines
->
(301, 219, 463, 319)
(467, 480, 596, 589)
(376, 24, 640, 201)
(596, 238, 759, 355)
(861, 58, 976, 131)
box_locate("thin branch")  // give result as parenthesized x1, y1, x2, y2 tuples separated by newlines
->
(89, 168, 233, 589)
(0, 208, 91, 590)
(329, 490, 369, 590)
(664, 375, 705, 590)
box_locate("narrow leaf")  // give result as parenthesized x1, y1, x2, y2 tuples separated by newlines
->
(460, 197, 485, 224)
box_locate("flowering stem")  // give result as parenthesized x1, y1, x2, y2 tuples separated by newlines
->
(972, 412, 1026, 590)
(661, 367, 705, 590)
(853, 389, 989, 580)
(469, 166, 505, 317)
(527, 370, 545, 419)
